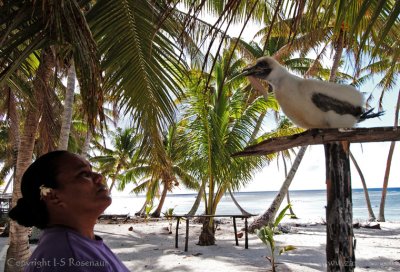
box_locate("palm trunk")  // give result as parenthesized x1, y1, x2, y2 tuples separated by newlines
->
(286, 192, 297, 219)
(6, 87, 20, 194)
(378, 89, 400, 221)
(282, 154, 297, 218)
(228, 189, 251, 215)
(198, 127, 216, 246)
(250, 112, 266, 141)
(151, 181, 169, 218)
(329, 29, 344, 82)
(198, 178, 216, 246)
(213, 185, 225, 214)
(58, 62, 76, 150)
(81, 130, 92, 158)
(187, 179, 206, 216)
(349, 152, 375, 221)
(135, 198, 150, 216)
(6, 49, 54, 272)
(109, 163, 121, 193)
(249, 146, 307, 232)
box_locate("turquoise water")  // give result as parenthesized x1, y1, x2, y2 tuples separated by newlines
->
(106, 188, 400, 222)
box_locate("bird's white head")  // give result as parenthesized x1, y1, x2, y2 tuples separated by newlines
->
(242, 57, 286, 82)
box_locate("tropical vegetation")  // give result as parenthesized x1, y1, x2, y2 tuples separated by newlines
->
(1, 1, 399, 271)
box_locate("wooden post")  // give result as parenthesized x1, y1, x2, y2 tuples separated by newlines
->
(233, 217, 239, 246)
(185, 217, 189, 252)
(175, 217, 180, 248)
(325, 142, 355, 272)
(245, 217, 249, 249)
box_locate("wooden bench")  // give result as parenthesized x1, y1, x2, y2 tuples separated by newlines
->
(169, 214, 255, 252)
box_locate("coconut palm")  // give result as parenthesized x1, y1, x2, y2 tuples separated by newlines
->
(359, 36, 400, 222)
(117, 124, 199, 217)
(378, 90, 400, 221)
(180, 48, 277, 245)
(58, 62, 77, 150)
(0, 88, 20, 191)
(248, 118, 304, 232)
(1, 2, 187, 268)
(90, 127, 142, 193)
(349, 151, 376, 221)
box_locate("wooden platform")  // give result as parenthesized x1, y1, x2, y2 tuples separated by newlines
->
(168, 214, 256, 252)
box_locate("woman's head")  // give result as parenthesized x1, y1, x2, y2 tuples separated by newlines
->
(9, 151, 111, 229)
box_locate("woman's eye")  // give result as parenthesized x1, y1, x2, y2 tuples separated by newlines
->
(81, 171, 92, 178)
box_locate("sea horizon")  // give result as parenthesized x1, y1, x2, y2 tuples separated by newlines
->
(106, 187, 400, 222)
(168, 186, 400, 196)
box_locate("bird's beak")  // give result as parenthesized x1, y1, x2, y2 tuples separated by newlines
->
(241, 65, 257, 76)
(241, 65, 271, 78)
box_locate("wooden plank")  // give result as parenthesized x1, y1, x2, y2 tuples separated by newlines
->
(233, 126, 400, 157)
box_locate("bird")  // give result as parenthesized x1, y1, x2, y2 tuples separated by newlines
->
(242, 56, 383, 129)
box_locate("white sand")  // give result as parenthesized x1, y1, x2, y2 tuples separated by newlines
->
(0, 218, 399, 271)
(93, 218, 400, 272)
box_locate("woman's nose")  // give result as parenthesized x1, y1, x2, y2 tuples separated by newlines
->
(93, 172, 104, 184)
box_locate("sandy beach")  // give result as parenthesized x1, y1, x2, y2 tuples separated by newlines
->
(1, 218, 399, 271)
(92, 218, 400, 272)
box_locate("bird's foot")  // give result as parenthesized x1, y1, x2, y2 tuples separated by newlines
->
(308, 128, 322, 138)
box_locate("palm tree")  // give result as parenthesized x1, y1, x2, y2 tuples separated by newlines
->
(0, 88, 20, 191)
(349, 151, 376, 221)
(91, 127, 142, 193)
(117, 124, 199, 217)
(180, 49, 275, 245)
(250, 145, 307, 233)
(360, 35, 400, 222)
(378, 90, 400, 221)
(1, 1, 103, 268)
(248, 118, 304, 232)
(1, 2, 188, 267)
(5, 48, 55, 272)
(58, 62, 76, 150)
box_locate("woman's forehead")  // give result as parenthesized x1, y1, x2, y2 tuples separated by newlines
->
(60, 153, 91, 169)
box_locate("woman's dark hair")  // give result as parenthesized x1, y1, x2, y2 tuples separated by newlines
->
(9, 150, 71, 229)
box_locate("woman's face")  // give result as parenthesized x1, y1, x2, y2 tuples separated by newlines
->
(53, 153, 111, 216)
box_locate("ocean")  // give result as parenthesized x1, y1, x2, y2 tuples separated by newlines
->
(105, 188, 400, 222)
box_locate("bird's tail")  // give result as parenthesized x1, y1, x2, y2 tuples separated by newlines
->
(358, 108, 385, 122)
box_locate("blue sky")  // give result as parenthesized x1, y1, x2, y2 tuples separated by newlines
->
(241, 87, 399, 192)
(224, 19, 400, 192)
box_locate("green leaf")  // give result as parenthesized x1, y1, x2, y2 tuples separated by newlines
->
(274, 203, 292, 228)
(279, 245, 297, 255)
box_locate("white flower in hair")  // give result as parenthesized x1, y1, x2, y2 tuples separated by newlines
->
(39, 185, 52, 199)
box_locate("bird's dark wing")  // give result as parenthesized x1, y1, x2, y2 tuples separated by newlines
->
(311, 93, 362, 117)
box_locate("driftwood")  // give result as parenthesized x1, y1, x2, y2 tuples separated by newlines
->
(234, 127, 400, 157)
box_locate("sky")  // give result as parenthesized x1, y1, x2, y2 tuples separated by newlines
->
(3, 10, 398, 195)
(172, 12, 400, 193)
(118, 12, 400, 195)
(240, 86, 400, 192)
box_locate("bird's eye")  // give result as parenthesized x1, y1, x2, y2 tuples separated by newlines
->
(257, 61, 270, 69)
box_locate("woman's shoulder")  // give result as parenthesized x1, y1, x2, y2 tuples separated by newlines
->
(39, 227, 105, 253)
(26, 227, 112, 271)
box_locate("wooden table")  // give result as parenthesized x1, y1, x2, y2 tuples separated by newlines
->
(169, 214, 255, 252)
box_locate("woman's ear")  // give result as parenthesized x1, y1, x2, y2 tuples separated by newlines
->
(41, 189, 64, 207)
